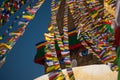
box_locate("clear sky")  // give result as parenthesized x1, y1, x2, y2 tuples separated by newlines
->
(0, 0, 51, 80)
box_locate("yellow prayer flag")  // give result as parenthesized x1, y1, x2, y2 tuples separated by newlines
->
(11, 11, 14, 14)
(104, 1, 115, 17)
(9, 32, 22, 36)
(56, 75, 65, 80)
(46, 66, 54, 72)
(0, 36, 2, 40)
(48, 25, 53, 31)
(45, 36, 51, 41)
(91, 12, 98, 18)
(22, 15, 34, 20)
(9, 26, 13, 29)
(54, 65, 60, 70)
(0, 43, 12, 50)
(7, 7, 11, 11)
(46, 56, 53, 60)
(22, 1, 24, 4)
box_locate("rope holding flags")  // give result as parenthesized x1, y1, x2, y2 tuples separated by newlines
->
(62, 1, 75, 79)
(0, 0, 29, 27)
(44, 0, 65, 80)
(71, 0, 116, 64)
(0, 0, 45, 68)
(0, 0, 45, 41)
(44, 0, 75, 80)
(44, 33, 65, 80)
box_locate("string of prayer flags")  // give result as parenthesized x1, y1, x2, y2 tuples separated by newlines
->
(110, 1, 120, 79)
(0, 54, 6, 68)
(0, 0, 29, 27)
(44, 33, 65, 79)
(0, 0, 45, 68)
(0, 0, 44, 40)
(53, 0, 75, 79)
(74, 0, 116, 65)
(44, 1, 65, 80)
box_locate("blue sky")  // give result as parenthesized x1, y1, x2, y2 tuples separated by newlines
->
(0, 0, 51, 80)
